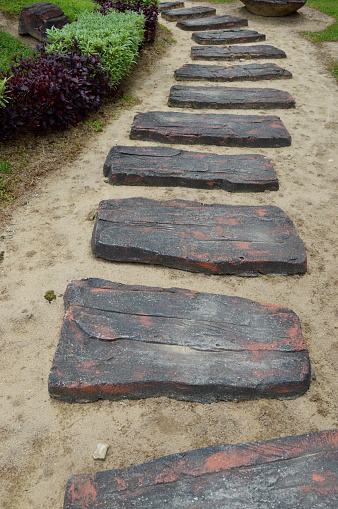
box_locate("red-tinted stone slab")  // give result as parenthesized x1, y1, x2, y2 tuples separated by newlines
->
(49, 278, 311, 404)
(192, 44, 286, 61)
(103, 145, 278, 191)
(240, 0, 307, 17)
(91, 198, 306, 275)
(162, 6, 215, 21)
(159, 1, 184, 11)
(63, 430, 337, 509)
(168, 85, 295, 109)
(18, 2, 70, 41)
(130, 111, 292, 148)
(177, 14, 248, 31)
(175, 62, 293, 82)
(192, 28, 266, 45)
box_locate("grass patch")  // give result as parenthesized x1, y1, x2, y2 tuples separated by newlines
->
(304, 0, 338, 43)
(0, 0, 95, 23)
(302, 1, 337, 82)
(328, 60, 338, 80)
(0, 30, 33, 70)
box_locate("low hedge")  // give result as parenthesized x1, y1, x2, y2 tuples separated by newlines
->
(46, 10, 145, 85)
(95, 1, 160, 42)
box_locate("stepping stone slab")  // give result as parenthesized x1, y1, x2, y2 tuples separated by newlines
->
(240, 0, 307, 17)
(177, 14, 248, 31)
(159, 1, 184, 11)
(63, 429, 337, 508)
(18, 2, 70, 41)
(103, 145, 279, 192)
(91, 197, 306, 275)
(161, 6, 216, 21)
(192, 28, 266, 45)
(175, 62, 293, 81)
(130, 111, 292, 148)
(49, 278, 311, 403)
(168, 85, 295, 109)
(191, 44, 286, 61)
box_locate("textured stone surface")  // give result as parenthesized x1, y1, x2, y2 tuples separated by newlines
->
(192, 28, 266, 45)
(49, 278, 311, 403)
(91, 197, 306, 275)
(162, 6, 216, 21)
(63, 430, 337, 508)
(168, 85, 295, 109)
(240, 0, 307, 17)
(177, 14, 248, 31)
(103, 145, 279, 191)
(159, 1, 184, 11)
(18, 2, 70, 41)
(175, 62, 293, 81)
(130, 111, 292, 148)
(191, 44, 286, 61)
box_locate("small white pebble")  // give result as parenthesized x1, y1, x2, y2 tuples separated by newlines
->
(93, 443, 109, 460)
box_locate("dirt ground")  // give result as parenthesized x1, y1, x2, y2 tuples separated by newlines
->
(0, 2, 337, 507)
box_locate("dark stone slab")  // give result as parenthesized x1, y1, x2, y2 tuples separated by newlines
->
(63, 430, 338, 509)
(168, 85, 295, 109)
(175, 62, 293, 82)
(161, 6, 216, 21)
(130, 111, 292, 148)
(240, 0, 307, 17)
(159, 1, 184, 11)
(177, 14, 248, 31)
(191, 44, 286, 61)
(192, 28, 266, 45)
(91, 197, 306, 275)
(49, 278, 311, 404)
(18, 2, 70, 41)
(103, 145, 279, 192)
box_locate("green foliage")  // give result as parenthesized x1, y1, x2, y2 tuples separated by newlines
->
(0, 30, 33, 71)
(0, 0, 95, 22)
(46, 11, 145, 85)
(0, 77, 9, 107)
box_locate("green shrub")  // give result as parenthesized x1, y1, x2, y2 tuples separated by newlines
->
(46, 10, 145, 85)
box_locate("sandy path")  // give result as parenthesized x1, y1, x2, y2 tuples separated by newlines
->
(1, 2, 337, 507)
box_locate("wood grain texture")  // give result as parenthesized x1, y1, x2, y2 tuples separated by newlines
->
(191, 44, 286, 61)
(63, 429, 337, 508)
(49, 278, 311, 403)
(168, 84, 295, 109)
(174, 62, 292, 82)
(192, 28, 266, 45)
(161, 6, 215, 21)
(103, 145, 279, 191)
(91, 197, 306, 275)
(130, 111, 292, 148)
(177, 14, 248, 31)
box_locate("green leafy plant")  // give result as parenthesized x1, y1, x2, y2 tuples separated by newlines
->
(0, 78, 10, 108)
(46, 10, 145, 85)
